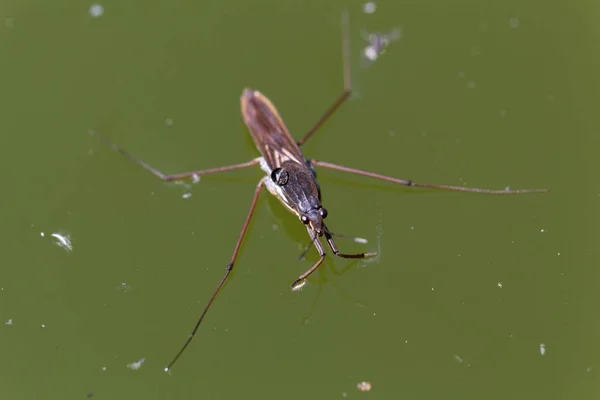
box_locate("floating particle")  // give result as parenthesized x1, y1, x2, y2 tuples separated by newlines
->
(363, 2, 377, 14)
(117, 281, 133, 293)
(364, 46, 379, 62)
(5, 319, 12, 326)
(361, 27, 402, 67)
(40, 232, 45, 237)
(127, 357, 145, 370)
(89, 4, 104, 18)
(357, 381, 372, 392)
(192, 173, 200, 184)
(51, 233, 73, 252)
(182, 192, 192, 199)
(165, 118, 173, 126)
(539, 343, 546, 355)
(353, 236, 368, 244)
(509, 17, 520, 28)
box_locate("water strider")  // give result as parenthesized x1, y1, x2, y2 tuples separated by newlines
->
(89, 11, 548, 371)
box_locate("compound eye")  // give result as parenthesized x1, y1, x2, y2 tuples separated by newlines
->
(319, 208, 328, 219)
(300, 215, 310, 224)
(270, 168, 289, 186)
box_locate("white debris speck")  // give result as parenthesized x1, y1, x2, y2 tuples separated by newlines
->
(497, 281, 503, 288)
(353, 236, 368, 244)
(291, 281, 307, 292)
(364, 46, 378, 61)
(357, 381, 372, 392)
(40, 232, 45, 237)
(363, 2, 377, 14)
(101, 366, 107, 371)
(165, 118, 173, 126)
(509, 17, 520, 28)
(360, 28, 402, 67)
(539, 343, 546, 355)
(89, 4, 104, 18)
(127, 357, 145, 370)
(557, 252, 561, 256)
(192, 173, 200, 184)
(5, 319, 12, 326)
(117, 281, 132, 293)
(182, 192, 192, 199)
(454, 354, 464, 363)
(342, 392, 347, 398)
(540, 229, 545, 233)
(41, 324, 46, 328)
(51, 233, 73, 252)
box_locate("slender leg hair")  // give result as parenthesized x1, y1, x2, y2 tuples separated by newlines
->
(291, 228, 326, 289)
(296, 10, 351, 146)
(165, 179, 265, 371)
(90, 130, 260, 181)
(311, 160, 548, 194)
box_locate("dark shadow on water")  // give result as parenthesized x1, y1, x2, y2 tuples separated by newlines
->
(262, 187, 370, 296)
(300, 257, 368, 324)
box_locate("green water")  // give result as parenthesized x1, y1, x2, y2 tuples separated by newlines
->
(0, 0, 596, 399)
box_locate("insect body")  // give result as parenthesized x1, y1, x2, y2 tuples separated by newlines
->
(241, 87, 376, 290)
